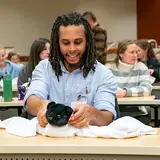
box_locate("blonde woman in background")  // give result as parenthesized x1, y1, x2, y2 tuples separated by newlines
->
(105, 40, 154, 125)
(7, 52, 24, 68)
(0, 48, 21, 79)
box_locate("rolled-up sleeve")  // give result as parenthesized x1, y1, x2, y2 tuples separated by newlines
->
(94, 69, 117, 119)
(23, 61, 49, 108)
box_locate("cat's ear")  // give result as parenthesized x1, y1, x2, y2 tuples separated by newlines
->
(47, 101, 56, 109)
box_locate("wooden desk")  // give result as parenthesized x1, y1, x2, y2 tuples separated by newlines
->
(152, 83, 160, 91)
(118, 96, 156, 105)
(0, 129, 160, 160)
(153, 85, 160, 90)
(0, 101, 23, 116)
(118, 96, 160, 127)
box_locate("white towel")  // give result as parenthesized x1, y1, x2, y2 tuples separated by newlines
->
(39, 124, 80, 137)
(0, 117, 37, 137)
(0, 116, 158, 138)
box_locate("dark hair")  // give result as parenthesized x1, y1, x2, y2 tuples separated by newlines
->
(49, 12, 97, 80)
(135, 39, 155, 59)
(7, 52, 20, 61)
(28, 38, 50, 76)
(114, 40, 135, 66)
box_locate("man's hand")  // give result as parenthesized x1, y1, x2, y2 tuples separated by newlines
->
(69, 104, 93, 128)
(36, 100, 50, 127)
(37, 107, 48, 127)
(116, 89, 127, 98)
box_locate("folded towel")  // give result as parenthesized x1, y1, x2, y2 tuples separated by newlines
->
(38, 124, 80, 137)
(0, 117, 37, 137)
(0, 116, 158, 138)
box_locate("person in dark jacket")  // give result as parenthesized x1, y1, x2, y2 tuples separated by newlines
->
(156, 51, 160, 62)
(136, 39, 160, 82)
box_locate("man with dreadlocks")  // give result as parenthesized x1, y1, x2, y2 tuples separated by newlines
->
(24, 12, 117, 128)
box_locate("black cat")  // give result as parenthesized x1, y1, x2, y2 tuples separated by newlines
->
(46, 102, 73, 126)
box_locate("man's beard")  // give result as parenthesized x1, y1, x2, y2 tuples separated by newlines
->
(62, 53, 83, 69)
(67, 61, 81, 69)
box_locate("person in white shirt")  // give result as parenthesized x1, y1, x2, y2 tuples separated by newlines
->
(105, 40, 154, 125)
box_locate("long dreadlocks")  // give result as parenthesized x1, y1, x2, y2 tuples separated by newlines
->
(49, 12, 97, 80)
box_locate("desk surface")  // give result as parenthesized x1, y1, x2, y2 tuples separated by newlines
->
(0, 100, 23, 106)
(153, 85, 160, 90)
(0, 128, 160, 155)
(152, 83, 160, 90)
(0, 96, 159, 107)
(118, 96, 160, 105)
(153, 86, 160, 91)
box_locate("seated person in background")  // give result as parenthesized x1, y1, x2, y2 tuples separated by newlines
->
(17, 38, 50, 86)
(24, 12, 117, 128)
(7, 52, 24, 68)
(136, 39, 160, 82)
(82, 11, 107, 65)
(105, 40, 154, 125)
(156, 51, 160, 62)
(0, 48, 21, 79)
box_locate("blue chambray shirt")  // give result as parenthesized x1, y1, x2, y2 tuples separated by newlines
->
(24, 59, 117, 119)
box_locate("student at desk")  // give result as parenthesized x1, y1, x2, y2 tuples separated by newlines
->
(136, 39, 160, 82)
(0, 48, 20, 79)
(17, 38, 50, 86)
(7, 52, 24, 68)
(105, 40, 154, 125)
(24, 12, 117, 128)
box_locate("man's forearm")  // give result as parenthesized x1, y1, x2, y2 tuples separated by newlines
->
(26, 95, 51, 116)
(90, 107, 113, 126)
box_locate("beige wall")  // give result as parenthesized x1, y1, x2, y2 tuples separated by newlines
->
(0, 0, 137, 56)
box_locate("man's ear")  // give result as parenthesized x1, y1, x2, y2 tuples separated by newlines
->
(119, 53, 123, 58)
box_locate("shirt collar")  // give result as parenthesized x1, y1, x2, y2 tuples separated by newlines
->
(60, 61, 96, 74)
(118, 60, 137, 72)
(60, 61, 82, 74)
